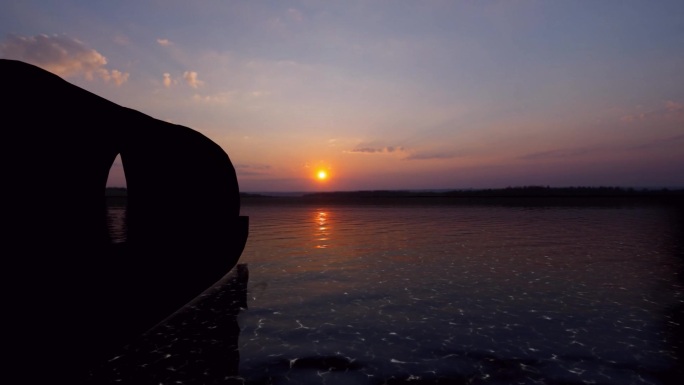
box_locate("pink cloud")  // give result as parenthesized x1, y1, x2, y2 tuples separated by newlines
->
(183, 71, 204, 88)
(0, 34, 129, 85)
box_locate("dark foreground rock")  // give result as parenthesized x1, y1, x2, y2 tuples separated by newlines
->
(86, 264, 249, 385)
(1, 59, 248, 383)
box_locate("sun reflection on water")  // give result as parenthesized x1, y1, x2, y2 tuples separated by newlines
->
(314, 210, 330, 248)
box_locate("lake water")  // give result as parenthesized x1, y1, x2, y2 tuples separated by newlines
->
(104, 200, 684, 384)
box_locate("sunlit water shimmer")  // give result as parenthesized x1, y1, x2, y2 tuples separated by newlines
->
(106, 201, 683, 384)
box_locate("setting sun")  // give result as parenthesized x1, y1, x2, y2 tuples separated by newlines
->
(316, 170, 328, 181)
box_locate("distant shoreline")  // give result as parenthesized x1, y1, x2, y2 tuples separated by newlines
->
(106, 186, 684, 207)
(242, 194, 683, 208)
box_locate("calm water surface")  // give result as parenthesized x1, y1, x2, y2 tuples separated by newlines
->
(233, 202, 682, 385)
(105, 201, 683, 384)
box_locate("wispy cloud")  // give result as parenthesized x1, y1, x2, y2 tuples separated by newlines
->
(346, 145, 405, 154)
(192, 91, 235, 104)
(621, 100, 684, 122)
(519, 134, 684, 161)
(235, 163, 272, 176)
(403, 151, 459, 160)
(519, 148, 593, 161)
(156, 38, 173, 46)
(0, 34, 129, 85)
(345, 143, 466, 161)
(629, 133, 684, 151)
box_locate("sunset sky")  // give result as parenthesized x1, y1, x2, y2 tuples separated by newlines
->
(1, 1, 682, 192)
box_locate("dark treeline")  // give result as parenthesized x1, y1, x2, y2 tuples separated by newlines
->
(105, 187, 127, 196)
(104, 187, 127, 206)
(236, 186, 684, 207)
(106, 186, 684, 198)
(106, 186, 684, 207)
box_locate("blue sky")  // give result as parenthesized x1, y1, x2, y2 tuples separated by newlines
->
(1, 1, 683, 191)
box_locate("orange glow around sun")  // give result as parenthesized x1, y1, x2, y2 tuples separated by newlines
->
(309, 161, 332, 185)
(316, 170, 328, 181)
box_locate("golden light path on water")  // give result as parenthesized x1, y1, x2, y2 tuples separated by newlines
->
(315, 211, 329, 249)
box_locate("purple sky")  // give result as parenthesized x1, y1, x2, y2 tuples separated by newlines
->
(1, 1, 682, 191)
